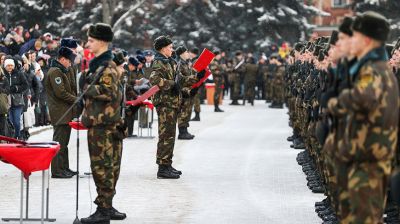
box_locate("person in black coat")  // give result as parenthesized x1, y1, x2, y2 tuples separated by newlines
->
(4, 56, 28, 139)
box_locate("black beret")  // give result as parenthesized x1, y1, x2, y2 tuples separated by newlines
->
(88, 23, 114, 42)
(318, 50, 325, 62)
(136, 54, 146, 64)
(352, 11, 390, 42)
(128, 56, 139, 67)
(235, 50, 243, 56)
(58, 47, 76, 62)
(175, 46, 188, 56)
(154, 35, 173, 51)
(61, 38, 78, 49)
(113, 51, 125, 66)
(121, 50, 128, 57)
(329, 30, 339, 45)
(339, 17, 353, 36)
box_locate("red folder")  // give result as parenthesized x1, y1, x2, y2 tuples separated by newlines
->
(69, 121, 88, 130)
(126, 85, 160, 107)
(192, 49, 215, 72)
(192, 68, 212, 89)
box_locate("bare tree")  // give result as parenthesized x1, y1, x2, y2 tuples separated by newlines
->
(112, 0, 145, 31)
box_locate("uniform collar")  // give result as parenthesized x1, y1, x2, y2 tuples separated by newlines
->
(89, 50, 113, 73)
(349, 46, 388, 77)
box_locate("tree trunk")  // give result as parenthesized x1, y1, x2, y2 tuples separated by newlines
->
(102, 0, 111, 24)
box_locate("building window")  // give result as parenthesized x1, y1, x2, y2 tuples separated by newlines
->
(332, 0, 346, 7)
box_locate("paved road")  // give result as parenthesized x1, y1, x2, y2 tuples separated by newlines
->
(0, 100, 323, 224)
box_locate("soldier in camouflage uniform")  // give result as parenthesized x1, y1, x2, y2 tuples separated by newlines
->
(238, 56, 258, 106)
(269, 53, 285, 108)
(45, 47, 77, 179)
(190, 48, 202, 121)
(328, 12, 399, 224)
(124, 57, 141, 137)
(209, 51, 224, 112)
(229, 51, 244, 105)
(176, 46, 199, 140)
(80, 23, 126, 223)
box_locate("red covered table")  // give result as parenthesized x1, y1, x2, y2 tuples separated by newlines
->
(0, 141, 60, 224)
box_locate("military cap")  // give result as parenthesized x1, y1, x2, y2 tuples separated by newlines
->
(352, 11, 390, 41)
(87, 23, 114, 42)
(136, 54, 146, 64)
(154, 35, 173, 51)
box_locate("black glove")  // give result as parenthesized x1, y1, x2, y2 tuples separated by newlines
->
(190, 87, 198, 97)
(196, 70, 206, 80)
(171, 82, 180, 96)
(10, 85, 18, 92)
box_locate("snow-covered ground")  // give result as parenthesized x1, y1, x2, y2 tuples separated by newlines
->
(0, 99, 323, 224)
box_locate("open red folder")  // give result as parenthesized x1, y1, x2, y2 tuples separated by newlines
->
(0, 136, 60, 178)
(126, 85, 160, 107)
(191, 48, 215, 88)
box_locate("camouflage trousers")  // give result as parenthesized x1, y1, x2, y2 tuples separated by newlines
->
(88, 125, 122, 209)
(178, 97, 194, 128)
(244, 80, 256, 102)
(193, 93, 201, 113)
(272, 82, 284, 104)
(229, 75, 241, 101)
(342, 161, 391, 224)
(264, 79, 273, 101)
(322, 132, 339, 213)
(51, 124, 72, 174)
(214, 80, 223, 104)
(156, 106, 178, 165)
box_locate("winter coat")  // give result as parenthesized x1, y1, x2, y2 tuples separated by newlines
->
(0, 74, 10, 114)
(5, 69, 29, 107)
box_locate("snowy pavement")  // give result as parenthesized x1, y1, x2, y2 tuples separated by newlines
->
(0, 100, 323, 224)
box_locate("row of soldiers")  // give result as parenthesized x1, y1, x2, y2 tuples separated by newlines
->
(286, 11, 400, 224)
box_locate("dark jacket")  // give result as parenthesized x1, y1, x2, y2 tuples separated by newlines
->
(45, 60, 77, 125)
(5, 68, 29, 107)
(0, 73, 10, 114)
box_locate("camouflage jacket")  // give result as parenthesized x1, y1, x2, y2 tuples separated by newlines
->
(179, 59, 198, 98)
(209, 60, 224, 84)
(150, 53, 180, 109)
(332, 47, 399, 164)
(81, 50, 122, 128)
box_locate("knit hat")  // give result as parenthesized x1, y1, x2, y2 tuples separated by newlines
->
(153, 36, 173, 51)
(352, 11, 390, 42)
(339, 17, 354, 36)
(87, 23, 114, 42)
(4, 59, 15, 67)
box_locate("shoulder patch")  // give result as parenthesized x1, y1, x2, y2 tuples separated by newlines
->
(55, 77, 62, 85)
(101, 74, 112, 87)
(358, 66, 374, 89)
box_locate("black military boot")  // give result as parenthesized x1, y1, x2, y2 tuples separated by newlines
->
(109, 207, 126, 220)
(191, 112, 200, 121)
(229, 100, 240, 105)
(169, 165, 182, 175)
(186, 128, 195, 139)
(178, 127, 194, 140)
(157, 165, 180, 179)
(214, 103, 224, 112)
(80, 207, 110, 224)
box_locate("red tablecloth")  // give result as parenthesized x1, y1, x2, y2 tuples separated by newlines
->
(0, 143, 60, 178)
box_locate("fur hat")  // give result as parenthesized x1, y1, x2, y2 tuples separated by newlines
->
(339, 17, 354, 36)
(58, 47, 76, 62)
(136, 54, 146, 64)
(113, 51, 125, 66)
(128, 56, 139, 67)
(352, 11, 390, 42)
(175, 46, 188, 56)
(87, 23, 114, 42)
(329, 31, 339, 46)
(154, 36, 173, 51)
(61, 38, 78, 49)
